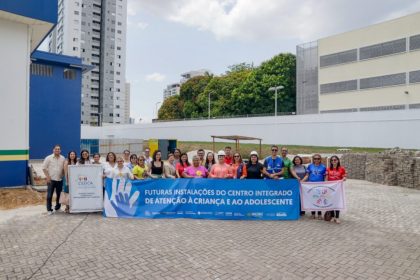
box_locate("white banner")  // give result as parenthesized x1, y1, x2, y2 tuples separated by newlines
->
(300, 181, 346, 211)
(69, 165, 104, 213)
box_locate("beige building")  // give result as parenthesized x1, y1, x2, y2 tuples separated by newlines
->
(297, 11, 420, 114)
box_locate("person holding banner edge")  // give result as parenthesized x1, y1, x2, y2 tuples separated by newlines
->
(183, 156, 209, 178)
(302, 154, 327, 220)
(326, 155, 347, 224)
(63, 151, 78, 213)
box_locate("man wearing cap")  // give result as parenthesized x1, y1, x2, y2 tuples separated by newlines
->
(208, 150, 233, 178)
(263, 145, 284, 179)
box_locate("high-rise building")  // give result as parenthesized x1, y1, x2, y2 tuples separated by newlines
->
(48, 0, 128, 125)
(124, 82, 130, 123)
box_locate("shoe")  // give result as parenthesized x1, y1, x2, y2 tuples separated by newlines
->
(47, 211, 54, 215)
(54, 208, 62, 212)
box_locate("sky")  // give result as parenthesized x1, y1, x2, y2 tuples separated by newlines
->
(126, 0, 420, 122)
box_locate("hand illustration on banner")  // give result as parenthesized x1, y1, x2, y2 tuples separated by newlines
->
(104, 178, 140, 217)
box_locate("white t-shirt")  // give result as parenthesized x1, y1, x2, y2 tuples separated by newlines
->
(112, 166, 133, 180)
(103, 162, 117, 179)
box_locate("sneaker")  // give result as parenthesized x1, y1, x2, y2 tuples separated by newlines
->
(47, 210, 54, 215)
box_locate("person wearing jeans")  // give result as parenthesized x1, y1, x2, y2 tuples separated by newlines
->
(42, 144, 65, 215)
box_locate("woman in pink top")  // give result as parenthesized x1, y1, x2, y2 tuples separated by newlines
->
(176, 153, 190, 178)
(209, 151, 233, 179)
(183, 156, 208, 178)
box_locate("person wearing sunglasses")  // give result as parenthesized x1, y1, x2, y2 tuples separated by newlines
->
(132, 155, 149, 179)
(231, 153, 247, 179)
(263, 145, 284, 179)
(326, 155, 346, 224)
(302, 154, 327, 220)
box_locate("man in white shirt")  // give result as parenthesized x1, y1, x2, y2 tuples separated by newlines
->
(42, 145, 65, 214)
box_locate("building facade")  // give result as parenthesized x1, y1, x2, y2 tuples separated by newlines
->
(124, 82, 130, 123)
(297, 11, 420, 114)
(30, 51, 91, 160)
(0, 0, 57, 187)
(49, 0, 128, 125)
(163, 83, 181, 100)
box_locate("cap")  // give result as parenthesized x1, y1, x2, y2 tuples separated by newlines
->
(218, 150, 226, 157)
(250, 151, 258, 156)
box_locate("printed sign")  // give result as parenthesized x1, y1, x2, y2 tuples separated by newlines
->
(300, 180, 346, 211)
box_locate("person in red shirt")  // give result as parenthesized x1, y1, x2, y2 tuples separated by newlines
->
(224, 146, 233, 165)
(176, 153, 190, 178)
(327, 155, 346, 224)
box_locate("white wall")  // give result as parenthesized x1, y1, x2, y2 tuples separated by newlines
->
(0, 18, 30, 150)
(82, 110, 420, 149)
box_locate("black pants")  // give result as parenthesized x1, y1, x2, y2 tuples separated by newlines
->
(330, 210, 340, 219)
(47, 180, 63, 211)
(311, 211, 322, 216)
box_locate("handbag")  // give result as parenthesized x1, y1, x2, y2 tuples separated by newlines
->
(59, 192, 69, 205)
(324, 211, 333, 222)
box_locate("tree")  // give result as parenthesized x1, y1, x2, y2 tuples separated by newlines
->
(158, 96, 184, 120)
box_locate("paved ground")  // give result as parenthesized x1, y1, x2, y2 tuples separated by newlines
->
(1, 179, 420, 280)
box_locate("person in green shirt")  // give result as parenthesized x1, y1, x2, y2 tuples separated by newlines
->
(281, 147, 292, 179)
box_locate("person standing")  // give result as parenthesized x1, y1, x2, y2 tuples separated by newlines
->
(326, 155, 347, 224)
(173, 148, 182, 166)
(103, 152, 117, 179)
(78, 149, 91, 165)
(209, 151, 233, 178)
(183, 156, 208, 178)
(290, 155, 307, 216)
(197, 149, 206, 166)
(224, 146, 233, 165)
(263, 145, 284, 179)
(205, 152, 216, 172)
(143, 148, 153, 165)
(112, 157, 134, 180)
(176, 153, 190, 178)
(149, 150, 164, 178)
(280, 147, 292, 179)
(92, 153, 102, 165)
(163, 153, 177, 178)
(302, 154, 327, 220)
(63, 151, 77, 213)
(232, 153, 247, 179)
(127, 154, 138, 171)
(132, 155, 149, 179)
(123, 150, 130, 166)
(42, 145, 65, 215)
(245, 151, 267, 179)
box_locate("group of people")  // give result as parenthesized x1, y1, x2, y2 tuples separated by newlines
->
(42, 144, 346, 223)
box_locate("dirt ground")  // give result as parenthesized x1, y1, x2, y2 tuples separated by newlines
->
(0, 188, 45, 210)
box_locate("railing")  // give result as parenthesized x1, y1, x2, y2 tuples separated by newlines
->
(152, 112, 296, 123)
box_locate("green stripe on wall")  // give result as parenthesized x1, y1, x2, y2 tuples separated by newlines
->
(0, 150, 29, 156)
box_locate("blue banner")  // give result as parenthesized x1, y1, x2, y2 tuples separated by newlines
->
(103, 178, 300, 220)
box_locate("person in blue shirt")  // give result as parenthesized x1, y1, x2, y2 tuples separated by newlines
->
(303, 154, 327, 220)
(263, 145, 284, 179)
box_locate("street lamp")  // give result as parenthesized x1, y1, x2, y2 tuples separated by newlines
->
(155, 101, 161, 119)
(268, 85, 284, 116)
(208, 91, 211, 119)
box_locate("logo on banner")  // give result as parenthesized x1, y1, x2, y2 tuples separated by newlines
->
(309, 186, 336, 208)
(77, 175, 94, 186)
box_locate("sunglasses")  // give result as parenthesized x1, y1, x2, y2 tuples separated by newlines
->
(281, 150, 287, 152)
(313, 158, 321, 160)
(271, 149, 278, 152)
(234, 155, 240, 158)
(331, 159, 338, 162)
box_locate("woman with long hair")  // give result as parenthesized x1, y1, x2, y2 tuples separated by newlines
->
(63, 151, 77, 213)
(176, 153, 190, 178)
(326, 155, 346, 224)
(205, 152, 216, 173)
(78, 149, 91, 165)
(245, 151, 267, 179)
(103, 152, 117, 179)
(132, 155, 149, 179)
(232, 152, 247, 179)
(149, 150, 164, 178)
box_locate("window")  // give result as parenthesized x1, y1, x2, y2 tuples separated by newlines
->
(320, 49, 357, 68)
(117, 46, 121, 50)
(410, 34, 420, 51)
(31, 63, 53, 77)
(74, 11, 79, 15)
(409, 70, 420, 84)
(320, 80, 357, 94)
(64, 69, 76, 80)
(117, 30, 122, 34)
(360, 73, 406, 89)
(359, 38, 406, 60)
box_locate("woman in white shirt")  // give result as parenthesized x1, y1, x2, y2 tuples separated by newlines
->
(113, 157, 134, 180)
(103, 152, 117, 179)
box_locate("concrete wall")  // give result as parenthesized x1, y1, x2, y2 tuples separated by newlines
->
(82, 109, 420, 149)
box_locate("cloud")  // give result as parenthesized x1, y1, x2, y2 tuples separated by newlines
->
(127, 20, 149, 29)
(130, 0, 420, 42)
(145, 72, 166, 82)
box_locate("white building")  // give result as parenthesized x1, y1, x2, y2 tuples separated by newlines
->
(163, 83, 181, 100)
(297, 11, 420, 115)
(48, 0, 128, 125)
(180, 69, 211, 84)
(124, 82, 130, 123)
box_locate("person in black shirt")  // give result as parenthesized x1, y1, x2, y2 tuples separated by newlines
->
(246, 151, 269, 179)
